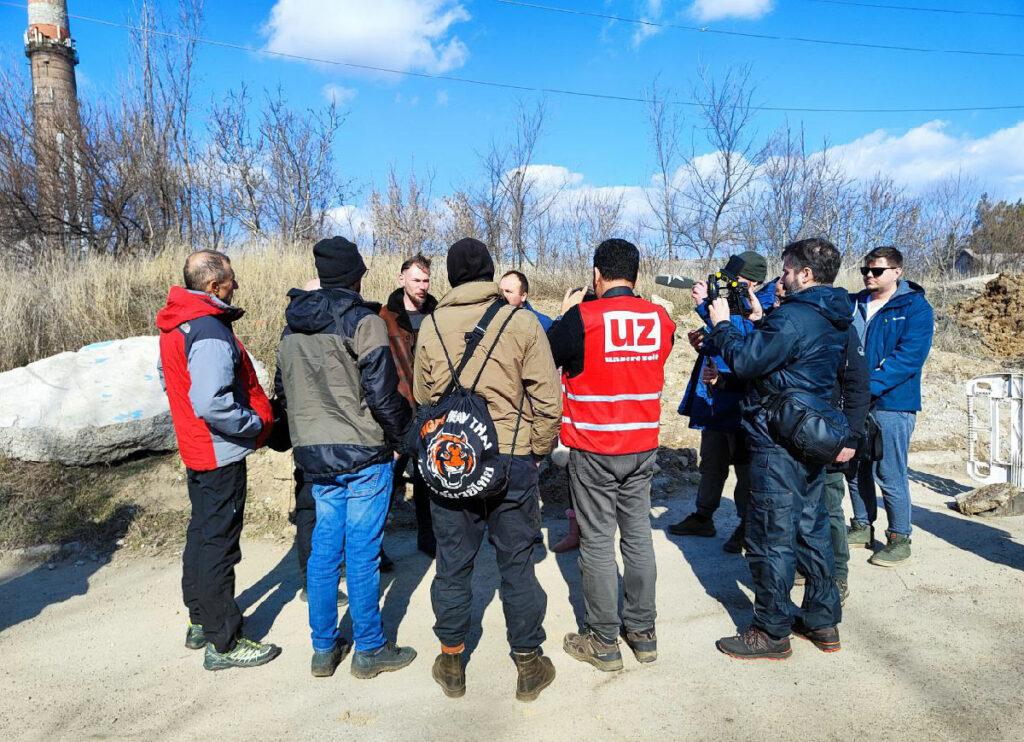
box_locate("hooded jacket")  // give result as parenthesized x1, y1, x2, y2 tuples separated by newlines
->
(156, 286, 272, 471)
(379, 287, 437, 406)
(679, 281, 777, 432)
(414, 281, 562, 457)
(275, 287, 411, 483)
(704, 284, 853, 449)
(850, 280, 933, 412)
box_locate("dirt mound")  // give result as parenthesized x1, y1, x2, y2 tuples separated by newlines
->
(952, 273, 1024, 358)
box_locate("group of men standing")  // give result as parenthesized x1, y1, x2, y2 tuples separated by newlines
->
(155, 231, 932, 690)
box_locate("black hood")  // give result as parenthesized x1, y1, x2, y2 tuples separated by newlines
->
(284, 287, 361, 334)
(784, 285, 853, 330)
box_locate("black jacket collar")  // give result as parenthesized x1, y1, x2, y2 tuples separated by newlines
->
(602, 286, 635, 299)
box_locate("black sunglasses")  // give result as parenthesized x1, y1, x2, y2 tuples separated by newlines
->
(860, 266, 895, 277)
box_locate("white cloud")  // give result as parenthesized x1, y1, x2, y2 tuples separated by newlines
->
(435, 90, 450, 107)
(826, 120, 1024, 199)
(632, 0, 664, 46)
(264, 0, 470, 75)
(513, 164, 585, 193)
(326, 204, 374, 243)
(322, 84, 357, 105)
(689, 0, 774, 22)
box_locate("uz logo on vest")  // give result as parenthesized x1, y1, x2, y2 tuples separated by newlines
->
(604, 311, 661, 354)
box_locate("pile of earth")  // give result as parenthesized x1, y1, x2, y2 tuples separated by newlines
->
(952, 273, 1024, 359)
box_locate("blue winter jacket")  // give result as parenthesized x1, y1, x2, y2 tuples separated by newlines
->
(850, 280, 933, 412)
(678, 282, 777, 432)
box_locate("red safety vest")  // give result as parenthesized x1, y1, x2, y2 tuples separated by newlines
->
(561, 294, 675, 455)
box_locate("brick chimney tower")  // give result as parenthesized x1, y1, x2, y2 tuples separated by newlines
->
(25, 0, 83, 250)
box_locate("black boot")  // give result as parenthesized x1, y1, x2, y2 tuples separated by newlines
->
(432, 651, 466, 698)
(512, 650, 555, 702)
(668, 512, 715, 537)
(722, 523, 745, 553)
(716, 627, 792, 660)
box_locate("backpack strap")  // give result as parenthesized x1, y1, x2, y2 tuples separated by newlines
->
(467, 305, 522, 393)
(431, 299, 509, 391)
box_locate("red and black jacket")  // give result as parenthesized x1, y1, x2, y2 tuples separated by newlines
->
(156, 286, 272, 471)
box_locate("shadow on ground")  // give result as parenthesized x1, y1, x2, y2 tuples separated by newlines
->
(0, 504, 137, 634)
(912, 504, 1024, 571)
(909, 469, 973, 499)
(655, 504, 754, 629)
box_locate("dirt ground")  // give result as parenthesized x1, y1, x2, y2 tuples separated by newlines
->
(1, 448, 1022, 742)
(952, 273, 1024, 360)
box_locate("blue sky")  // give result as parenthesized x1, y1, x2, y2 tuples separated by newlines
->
(3, 0, 1023, 204)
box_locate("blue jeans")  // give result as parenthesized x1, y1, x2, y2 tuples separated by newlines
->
(308, 462, 392, 653)
(850, 410, 916, 536)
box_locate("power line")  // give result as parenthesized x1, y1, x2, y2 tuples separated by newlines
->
(495, 0, 1024, 58)
(805, 0, 1024, 20)
(1, 1, 1022, 114)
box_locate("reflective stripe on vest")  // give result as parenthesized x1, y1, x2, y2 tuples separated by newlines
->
(560, 295, 675, 455)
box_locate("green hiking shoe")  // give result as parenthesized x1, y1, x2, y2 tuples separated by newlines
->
(847, 520, 873, 548)
(311, 638, 351, 677)
(203, 637, 281, 671)
(350, 641, 417, 679)
(836, 579, 849, 606)
(185, 623, 206, 650)
(869, 532, 912, 567)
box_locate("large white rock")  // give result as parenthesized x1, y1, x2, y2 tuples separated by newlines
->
(0, 336, 268, 466)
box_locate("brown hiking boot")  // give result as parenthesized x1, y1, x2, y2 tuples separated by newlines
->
(512, 650, 555, 702)
(716, 627, 792, 660)
(792, 618, 841, 653)
(431, 651, 466, 698)
(623, 628, 657, 663)
(563, 629, 624, 672)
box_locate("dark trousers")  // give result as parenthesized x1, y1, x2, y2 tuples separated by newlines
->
(394, 454, 434, 543)
(569, 449, 658, 642)
(695, 429, 750, 520)
(182, 459, 247, 653)
(429, 456, 547, 652)
(294, 475, 316, 586)
(823, 470, 852, 583)
(746, 444, 841, 639)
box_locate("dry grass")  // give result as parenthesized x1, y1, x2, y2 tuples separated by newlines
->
(0, 244, 603, 373)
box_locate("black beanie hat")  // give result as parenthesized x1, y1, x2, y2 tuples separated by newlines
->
(447, 238, 495, 288)
(314, 236, 366, 289)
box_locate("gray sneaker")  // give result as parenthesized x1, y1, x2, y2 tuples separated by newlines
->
(311, 638, 351, 677)
(203, 637, 281, 671)
(869, 532, 911, 567)
(350, 641, 417, 679)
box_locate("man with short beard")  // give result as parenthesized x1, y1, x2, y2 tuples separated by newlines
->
(380, 254, 438, 556)
(704, 237, 849, 660)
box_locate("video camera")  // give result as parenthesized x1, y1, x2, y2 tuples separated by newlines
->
(655, 254, 753, 318)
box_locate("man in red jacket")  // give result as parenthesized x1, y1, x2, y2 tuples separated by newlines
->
(547, 239, 675, 672)
(156, 250, 279, 671)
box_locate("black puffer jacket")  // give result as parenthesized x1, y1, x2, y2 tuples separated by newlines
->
(275, 287, 411, 483)
(704, 285, 853, 449)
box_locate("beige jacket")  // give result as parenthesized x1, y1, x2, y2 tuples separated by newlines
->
(413, 281, 562, 457)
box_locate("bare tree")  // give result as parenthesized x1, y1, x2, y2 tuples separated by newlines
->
(679, 65, 761, 270)
(369, 165, 440, 256)
(643, 79, 685, 262)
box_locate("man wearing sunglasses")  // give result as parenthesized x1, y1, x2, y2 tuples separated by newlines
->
(847, 247, 933, 567)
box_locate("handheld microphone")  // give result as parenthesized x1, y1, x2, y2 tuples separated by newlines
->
(654, 274, 696, 290)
